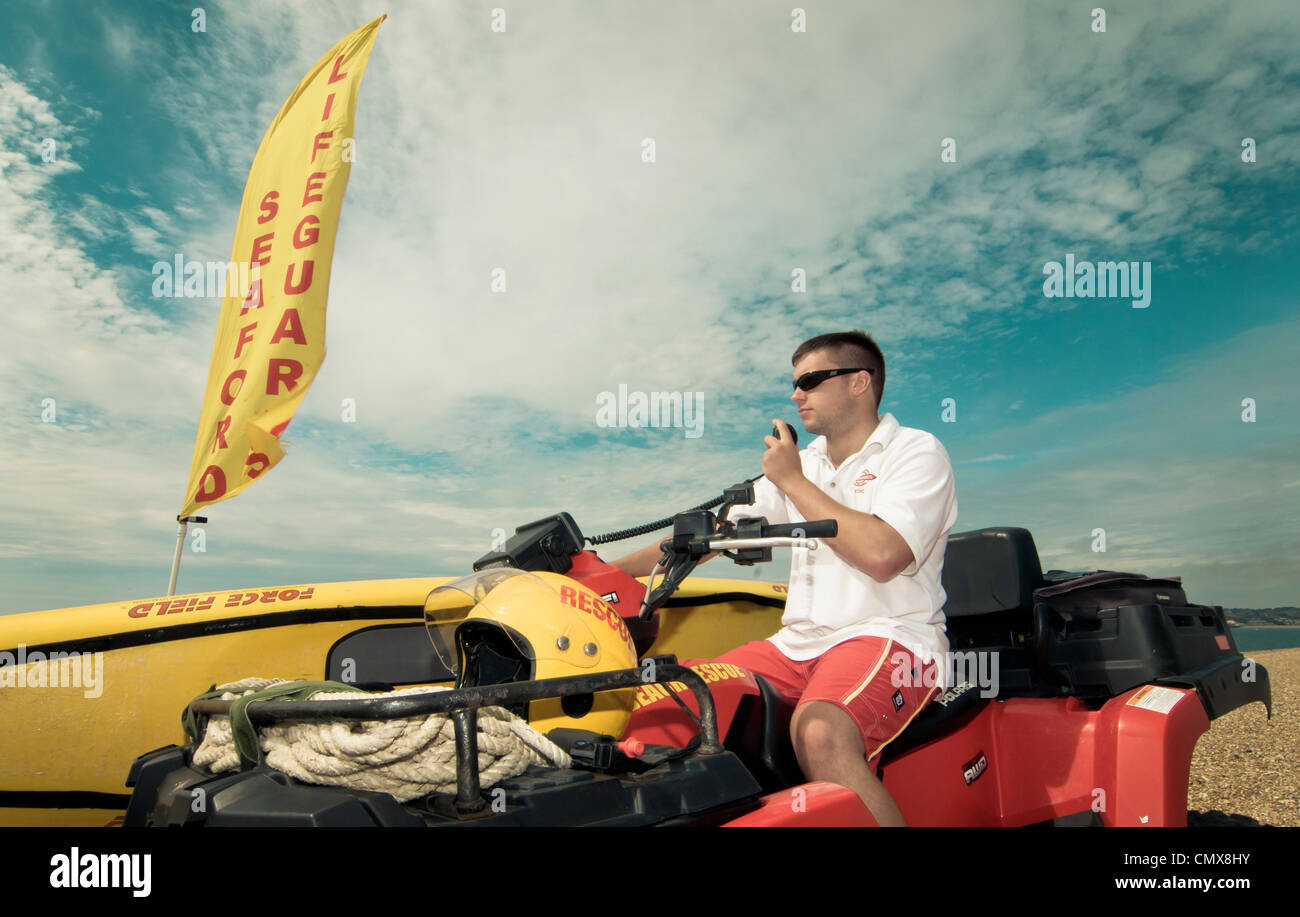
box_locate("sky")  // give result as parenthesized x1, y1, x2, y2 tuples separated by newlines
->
(1, 0, 1297, 615)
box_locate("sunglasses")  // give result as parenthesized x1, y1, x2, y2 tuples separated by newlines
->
(792, 367, 873, 391)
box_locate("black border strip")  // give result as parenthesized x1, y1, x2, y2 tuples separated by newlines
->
(1, 604, 424, 659)
(0, 791, 132, 810)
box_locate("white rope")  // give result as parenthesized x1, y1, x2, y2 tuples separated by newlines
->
(192, 677, 572, 803)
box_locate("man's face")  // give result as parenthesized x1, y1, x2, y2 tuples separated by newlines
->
(790, 350, 871, 437)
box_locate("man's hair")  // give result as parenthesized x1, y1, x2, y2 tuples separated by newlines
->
(791, 330, 886, 409)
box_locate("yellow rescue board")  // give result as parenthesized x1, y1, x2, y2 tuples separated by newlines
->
(0, 575, 784, 826)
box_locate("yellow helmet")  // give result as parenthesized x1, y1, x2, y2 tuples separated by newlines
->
(424, 568, 638, 739)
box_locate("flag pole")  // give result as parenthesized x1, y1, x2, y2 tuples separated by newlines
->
(168, 515, 207, 596)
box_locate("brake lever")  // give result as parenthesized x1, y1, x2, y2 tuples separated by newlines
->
(638, 517, 733, 621)
(638, 554, 693, 621)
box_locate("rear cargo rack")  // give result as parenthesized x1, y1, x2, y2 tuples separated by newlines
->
(188, 663, 721, 813)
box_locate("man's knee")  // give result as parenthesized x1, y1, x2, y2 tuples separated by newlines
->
(791, 701, 864, 766)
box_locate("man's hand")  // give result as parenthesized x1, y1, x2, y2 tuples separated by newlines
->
(762, 418, 804, 491)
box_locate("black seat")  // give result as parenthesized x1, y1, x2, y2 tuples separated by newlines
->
(934, 527, 1055, 697)
(941, 526, 1042, 621)
(723, 675, 804, 793)
(877, 680, 988, 764)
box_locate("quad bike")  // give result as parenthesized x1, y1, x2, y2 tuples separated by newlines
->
(122, 479, 1272, 827)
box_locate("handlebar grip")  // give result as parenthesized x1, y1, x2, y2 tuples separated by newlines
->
(764, 520, 837, 539)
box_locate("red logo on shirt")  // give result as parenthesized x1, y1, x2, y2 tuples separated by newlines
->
(854, 471, 876, 486)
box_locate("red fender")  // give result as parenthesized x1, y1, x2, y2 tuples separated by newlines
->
(723, 781, 879, 827)
(881, 685, 1209, 826)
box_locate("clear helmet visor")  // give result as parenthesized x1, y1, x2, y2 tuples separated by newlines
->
(424, 568, 605, 679)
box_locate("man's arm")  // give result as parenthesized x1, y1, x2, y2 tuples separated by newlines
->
(608, 540, 670, 578)
(762, 422, 954, 582)
(608, 539, 723, 578)
(777, 476, 914, 580)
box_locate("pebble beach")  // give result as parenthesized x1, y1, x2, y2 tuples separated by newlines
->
(1187, 647, 1298, 826)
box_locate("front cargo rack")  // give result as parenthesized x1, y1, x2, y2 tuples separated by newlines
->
(186, 663, 721, 814)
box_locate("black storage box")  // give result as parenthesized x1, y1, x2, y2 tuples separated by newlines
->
(939, 530, 1246, 703)
(1032, 571, 1238, 699)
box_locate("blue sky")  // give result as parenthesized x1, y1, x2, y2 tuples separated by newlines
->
(1, 0, 1297, 614)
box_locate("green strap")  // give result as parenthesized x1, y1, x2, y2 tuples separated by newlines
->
(184, 680, 364, 767)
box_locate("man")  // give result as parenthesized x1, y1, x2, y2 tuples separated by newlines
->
(612, 330, 957, 826)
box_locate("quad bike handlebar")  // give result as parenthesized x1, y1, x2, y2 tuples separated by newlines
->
(638, 505, 837, 620)
(469, 478, 836, 621)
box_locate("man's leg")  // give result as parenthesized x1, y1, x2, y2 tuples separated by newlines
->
(795, 637, 940, 827)
(790, 700, 905, 826)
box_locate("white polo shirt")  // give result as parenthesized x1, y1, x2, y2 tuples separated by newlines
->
(733, 412, 958, 687)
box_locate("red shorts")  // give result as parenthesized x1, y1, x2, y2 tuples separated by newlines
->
(715, 636, 940, 770)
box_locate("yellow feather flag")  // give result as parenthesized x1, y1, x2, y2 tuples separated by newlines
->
(180, 16, 385, 518)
